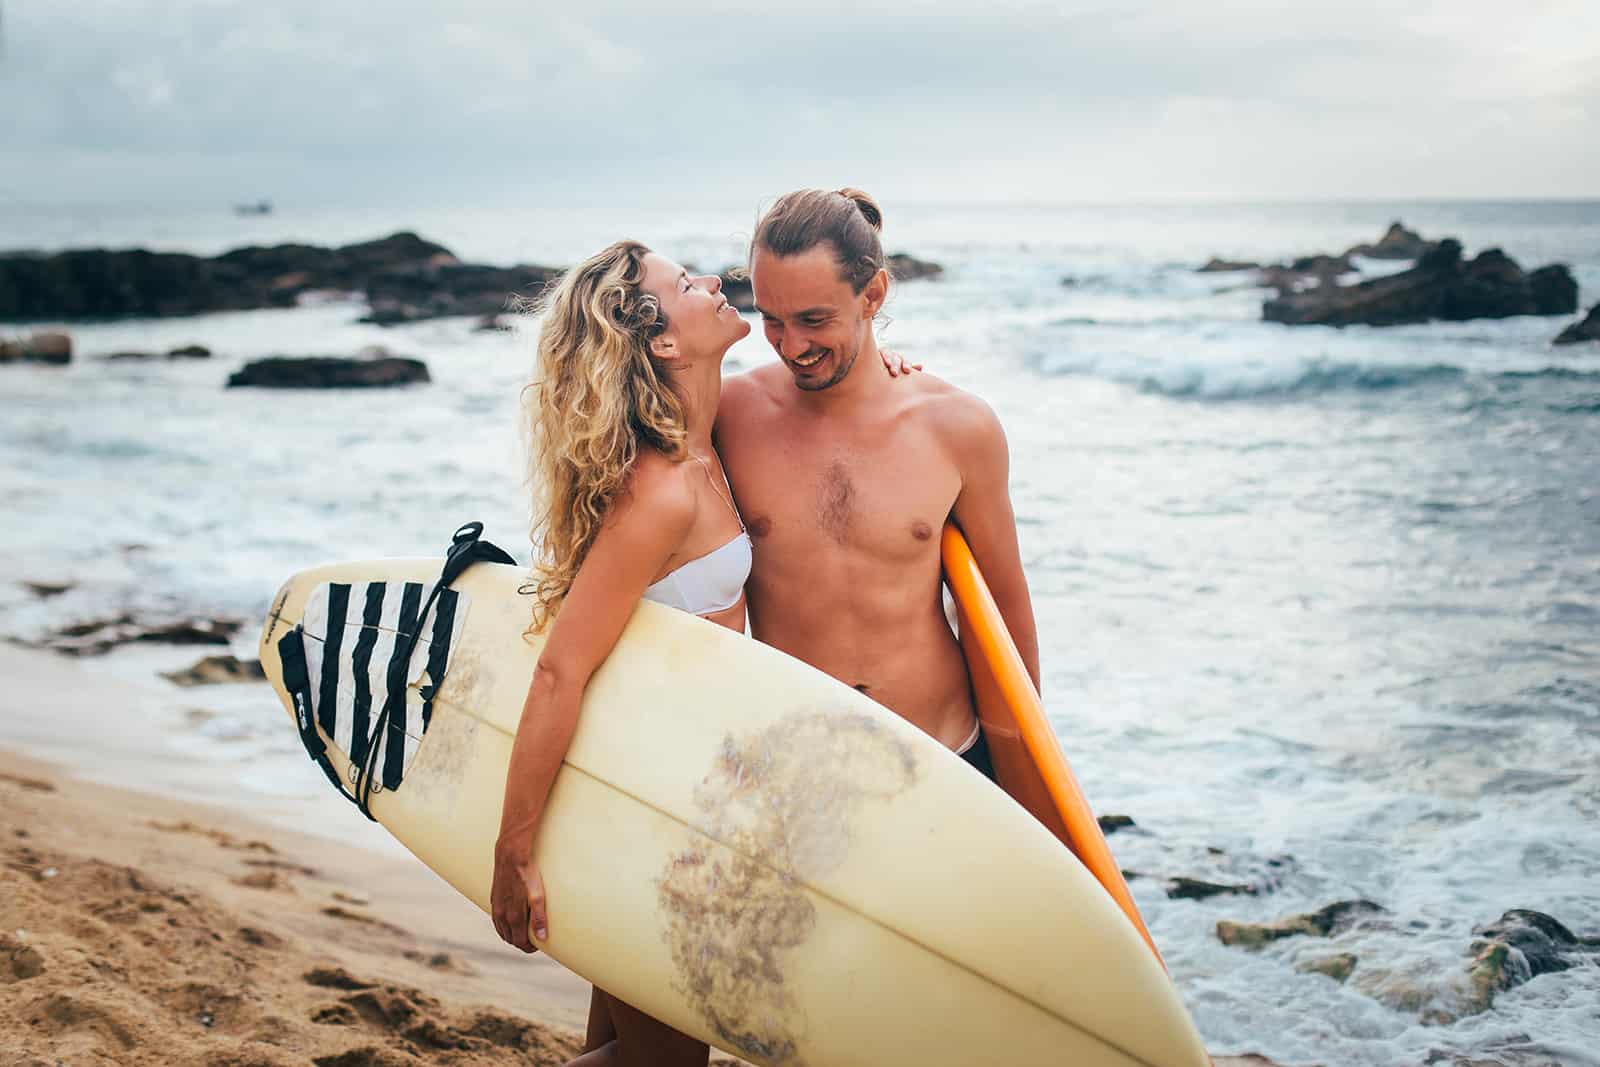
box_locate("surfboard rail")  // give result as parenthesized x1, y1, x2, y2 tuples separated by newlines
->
(941, 523, 1165, 964)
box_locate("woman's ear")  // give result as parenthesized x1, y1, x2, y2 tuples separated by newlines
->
(649, 332, 678, 361)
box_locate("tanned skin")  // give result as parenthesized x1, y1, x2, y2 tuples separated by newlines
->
(716, 245, 1040, 752)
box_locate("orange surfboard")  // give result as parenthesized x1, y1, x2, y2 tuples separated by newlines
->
(942, 523, 1165, 964)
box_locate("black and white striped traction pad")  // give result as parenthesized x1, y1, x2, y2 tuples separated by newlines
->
(298, 579, 470, 794)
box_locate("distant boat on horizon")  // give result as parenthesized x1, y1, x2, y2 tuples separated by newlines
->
(233, 200, 273, 216)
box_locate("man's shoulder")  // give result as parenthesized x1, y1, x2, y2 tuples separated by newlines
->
(719, 364, 786, 422)
(900, 372, 1001, 440)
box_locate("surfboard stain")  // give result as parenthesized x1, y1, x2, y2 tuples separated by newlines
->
(657, 710, 918, 1064)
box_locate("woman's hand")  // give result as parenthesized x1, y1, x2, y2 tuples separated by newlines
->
(490, 842, 549, 953)
(881, 347, 923, 378)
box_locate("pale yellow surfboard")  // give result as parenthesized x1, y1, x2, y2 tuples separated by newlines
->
(258, 558, 1210, 1067)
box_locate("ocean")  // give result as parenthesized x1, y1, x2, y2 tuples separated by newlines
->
(2, 198, 1598, 1066)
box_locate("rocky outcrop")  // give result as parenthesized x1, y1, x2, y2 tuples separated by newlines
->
(98, 344, 213, 362)
(33, 614, 242, 657)
(1462, 909, 1600, 1016)
(1347, 221, 1437, 260)
(1263, 240, 1579, 326)
(1259, 254, 1356, 293)
(1198, 258, 1262, 273)
(226, 350, 430, 389)
(1216, 899, 1387, 949)
(0, 232, 560, 325)
(161, 654, 267, 687)
(1168, 877, 1257, 901)
(886, 253, 944, 282)
(1296, 952, 1358, 982)
(359, 261, 562, 325)
(0, 331, 72, 365)
(1553, 303, 1600, 345)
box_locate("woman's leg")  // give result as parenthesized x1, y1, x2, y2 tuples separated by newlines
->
(583, 986, 617, 1052)
(564, 990, 708, 1067)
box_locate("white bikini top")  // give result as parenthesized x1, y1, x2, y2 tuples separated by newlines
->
(641, 456, 751, 617)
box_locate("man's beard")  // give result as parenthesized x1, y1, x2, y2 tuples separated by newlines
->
(793, 337, 859, 392)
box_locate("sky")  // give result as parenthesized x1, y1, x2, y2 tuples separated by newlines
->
(2, 1, 1597, 208)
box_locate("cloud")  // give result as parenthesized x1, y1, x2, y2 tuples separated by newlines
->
(0, 0, 1594, 204)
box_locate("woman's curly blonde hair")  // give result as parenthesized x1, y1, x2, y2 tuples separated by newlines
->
(520, 240, 687, 631)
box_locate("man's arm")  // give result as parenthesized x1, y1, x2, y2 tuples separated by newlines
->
(947, 395, 1042, 693)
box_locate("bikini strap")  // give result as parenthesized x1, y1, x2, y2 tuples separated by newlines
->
(691, 453, 745, 532)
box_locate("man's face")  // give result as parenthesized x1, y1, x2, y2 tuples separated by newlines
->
(750, 245, 872, 392)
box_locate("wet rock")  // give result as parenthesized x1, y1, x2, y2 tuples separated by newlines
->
(0, 330, 72, 365)
(1167, 876, 1257, 901)
(1463, 909, 1600, 1015)
(472, 313, 512, 332)
(1346, 221, 1439, 260)
(1261, 253, 1357, 291)
(227, 352, 429, 389)
(161, 654, 267, 687)
(1263, 240, 1578, 326)
(1217, 899, 1387, 949)
(1198, 258, 1262, 273)
(20, 580, 74, 598)
(0, 231, 562, 322)
(358, 261, 562, 325)
(100, 344, 217, 361)
(36, 614, 242, 657)
(1553, 303, 1600, 345)
(1097, 814, 1136, 834)
(886, 252, 944, 282)
(1296, 952, 1358, 982)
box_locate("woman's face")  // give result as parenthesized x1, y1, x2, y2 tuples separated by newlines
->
(641, 252, 751, 362)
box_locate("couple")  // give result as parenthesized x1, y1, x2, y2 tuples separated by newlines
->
(490, 188, 1041, 1066)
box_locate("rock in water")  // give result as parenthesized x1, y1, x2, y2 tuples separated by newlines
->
(226, 354, 430, 389)
(1217, 899, 1387, 949)
(886, 253, 944, 282)
(0, 331, 73, 365)
(161, 655, 268, 687)
(1553, 303, 1600, 345)
(1197, 258, 1262, 273)
(1346, 221, 1438, 260)
(1263, 240, 1579, 326)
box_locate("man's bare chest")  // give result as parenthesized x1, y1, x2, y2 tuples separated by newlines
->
(729, 437, 960, 566)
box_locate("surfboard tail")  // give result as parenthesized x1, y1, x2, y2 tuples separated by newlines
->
(942, 523, 1166, 966)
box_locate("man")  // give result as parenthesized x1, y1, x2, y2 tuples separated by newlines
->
(716, 187, 1040, 779)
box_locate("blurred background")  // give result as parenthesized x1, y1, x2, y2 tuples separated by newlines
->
(2, 4, 1598, 1066)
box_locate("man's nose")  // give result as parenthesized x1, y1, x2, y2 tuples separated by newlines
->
(778, 330, 810, 359)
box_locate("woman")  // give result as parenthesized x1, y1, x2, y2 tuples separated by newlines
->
(489, 239, 911, 1065)
(490, 240, 749, 1067)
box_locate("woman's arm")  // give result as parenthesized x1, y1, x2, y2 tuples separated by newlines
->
(491, 460, 695, 953)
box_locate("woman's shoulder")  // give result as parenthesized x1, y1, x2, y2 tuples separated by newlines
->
(616, 449, 699, 529)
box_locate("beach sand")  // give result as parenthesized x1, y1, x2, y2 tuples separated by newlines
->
(0, 743, 606, 1066)
(0, 642, 1267, 1067)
